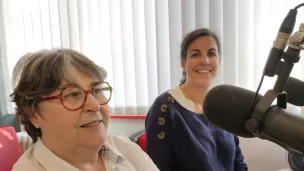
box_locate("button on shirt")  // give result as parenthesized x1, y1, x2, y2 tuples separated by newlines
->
(13, 134, 159, 171)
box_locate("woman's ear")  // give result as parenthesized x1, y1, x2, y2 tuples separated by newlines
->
(217, 57, 221, 66)
(181, 58, 186, 71)
(217, 51, 221, 66)
(28, 109, 41, 129)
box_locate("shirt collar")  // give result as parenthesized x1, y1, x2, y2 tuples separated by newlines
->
(102, 140, 125, 164)
(33, 139, 81, 171)
(168, 87, 196, 112)
(33, 138, 126, 171)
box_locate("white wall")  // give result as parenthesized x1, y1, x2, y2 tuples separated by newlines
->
(108, 118, 290, 171)
(108, 118, 145, 137)
(239, 137, 289, 171)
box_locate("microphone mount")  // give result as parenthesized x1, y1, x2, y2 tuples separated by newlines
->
(246, 2, 304, 155)
(288, 23, 304, 50)
(272, 23, 303, 93)
(247, 23, 304, 135)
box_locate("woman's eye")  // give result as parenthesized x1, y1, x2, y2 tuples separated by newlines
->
(191, 53, 200, 57)
(208, 52, 216, 57)
(67, 92, 80, 97)
(94, 88, 103, 94)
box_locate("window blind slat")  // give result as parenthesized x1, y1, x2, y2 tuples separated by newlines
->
(132, 0, 149, 113)
(155, 0, 171, 93)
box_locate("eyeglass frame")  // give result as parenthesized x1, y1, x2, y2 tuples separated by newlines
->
(39, 81, 112, 111)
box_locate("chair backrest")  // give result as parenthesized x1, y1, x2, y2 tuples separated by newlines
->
(0, 126, 22, 171)
(0, 114, 21, 132)
(129, 129, 147, 152)
(137, 132, 146, 152)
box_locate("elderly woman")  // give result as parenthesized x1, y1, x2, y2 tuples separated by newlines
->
(11, 49, 159, 171)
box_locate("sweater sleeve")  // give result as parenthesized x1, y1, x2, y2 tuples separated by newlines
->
(145, 94, 175, 171)
(234, 136, 248, 171)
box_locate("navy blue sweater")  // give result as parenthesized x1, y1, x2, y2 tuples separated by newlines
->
(145, 92, 248, 171)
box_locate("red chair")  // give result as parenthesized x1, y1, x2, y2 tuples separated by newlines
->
(0, 126, 22, 171)
(137, 132, 146, 152)
(130, 129, 147, 152)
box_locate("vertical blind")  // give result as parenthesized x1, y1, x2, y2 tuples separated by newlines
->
(0, 0, 304, 115)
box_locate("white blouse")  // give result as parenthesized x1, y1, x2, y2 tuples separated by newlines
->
(13, 133, 159, 171)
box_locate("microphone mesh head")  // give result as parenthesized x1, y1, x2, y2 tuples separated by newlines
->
(203, 84, 262, 138)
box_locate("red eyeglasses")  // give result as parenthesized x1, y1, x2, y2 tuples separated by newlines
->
(40, 82, 112, 111)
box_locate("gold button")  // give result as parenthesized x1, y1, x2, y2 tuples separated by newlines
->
(158, 132, 165, 139)
(161, 104, 167, 112)
(168, 96, 175, 103)
(158, 117, 165, 125)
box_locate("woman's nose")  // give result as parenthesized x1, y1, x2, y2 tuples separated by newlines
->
(200, 54, 210, 65)
(83, 94, 100, 112)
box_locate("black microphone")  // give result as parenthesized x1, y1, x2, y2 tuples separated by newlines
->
(203, 84, 304, 153)
(263, 9, 297, 77)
